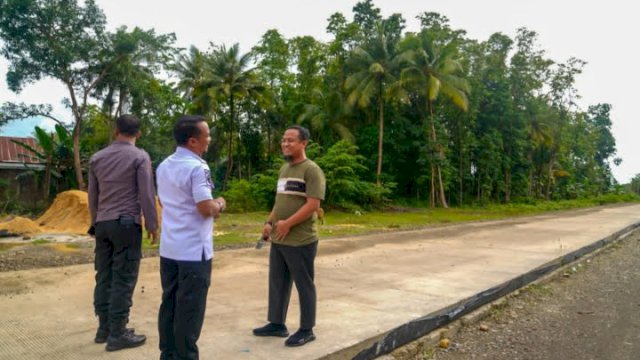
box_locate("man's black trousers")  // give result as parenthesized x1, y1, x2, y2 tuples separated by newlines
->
(268, 241, 318, 330)
(93, 218, 142, 326)
(158, 256, 212, 360)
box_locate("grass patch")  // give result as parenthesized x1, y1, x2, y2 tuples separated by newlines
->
(526, 283, 554, 297)
(31, 239, 51, 245)
(214, 212, 270, 247)
(421, 346, 436, 359)
(48, 243, 80, 253)
(489, 300, 510, 320)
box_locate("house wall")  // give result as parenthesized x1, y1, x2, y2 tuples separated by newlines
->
(0, 168, 45, 212)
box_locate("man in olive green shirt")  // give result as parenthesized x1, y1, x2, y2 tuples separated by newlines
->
(253, 125, 326, 347)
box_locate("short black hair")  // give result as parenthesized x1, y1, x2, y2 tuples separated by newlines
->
(287, 125, 310, 141)
(116, 114, 141, 136)
(173, 115, 207, 145)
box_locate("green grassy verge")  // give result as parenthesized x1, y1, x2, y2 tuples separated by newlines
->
(141, 194, 638, 250)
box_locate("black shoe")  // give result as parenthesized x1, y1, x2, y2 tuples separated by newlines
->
(105, 330, 146, 351)
(94, 328, 110, 344)
(253, 323, 289, 337)
(160, 351, 175, 360)
(285, 329, 316, 347)
(95, 327, 135, 344)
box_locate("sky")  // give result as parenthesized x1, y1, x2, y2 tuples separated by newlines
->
(0, 0, 637, 183)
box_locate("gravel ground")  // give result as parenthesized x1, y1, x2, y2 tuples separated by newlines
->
(0, 236, 257, 272)
(424, 231, 640, 360)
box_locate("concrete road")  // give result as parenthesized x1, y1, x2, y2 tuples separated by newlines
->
(1, 204, 639, 360)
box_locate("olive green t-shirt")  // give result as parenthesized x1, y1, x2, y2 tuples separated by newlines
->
(271, 159, 326, 246)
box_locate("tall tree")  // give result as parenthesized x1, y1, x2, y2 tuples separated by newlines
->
(352, 0, 382, 38)
(0, 0, 107, 189)
(0, 0, 173, 189)
(475, 33, 522, 202)
(94, 26, 176, 133)
(345, 21, 405, 185)
(252, 29, 293, 157)
(399, 30, 470, 208)
(203, 43, 266, 185)
(508, 28, 554, 197)
(172, 46, 207, 102)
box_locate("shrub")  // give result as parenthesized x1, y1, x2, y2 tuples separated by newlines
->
(316, 140, 393, 210)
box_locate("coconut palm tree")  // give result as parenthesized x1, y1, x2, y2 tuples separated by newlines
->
(344, 22, 406, 185)
(297, 88, 354, 145)
(203, 43, 266, 186)
(398, 30, 470, 208)
(173, 46, 205, 97)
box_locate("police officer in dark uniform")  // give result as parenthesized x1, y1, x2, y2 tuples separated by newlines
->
(88, 114, 158, 352)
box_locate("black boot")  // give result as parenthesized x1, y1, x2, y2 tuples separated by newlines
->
(96, 316, 135, 344)
(94, 314, 110, 344)
(105, 320, 146, 352)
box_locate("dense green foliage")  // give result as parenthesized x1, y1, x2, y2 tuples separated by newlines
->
(0, 0, 627, 211)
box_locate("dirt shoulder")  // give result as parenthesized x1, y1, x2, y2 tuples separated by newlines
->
(418, 230, 640, 360)
(0, 234, 266, 272)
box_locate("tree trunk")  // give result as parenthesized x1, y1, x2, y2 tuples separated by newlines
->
(376, 87, 384, 186)
(430, 164, 436, 208)
(477, 168, 481, 201)
(223, 95, 235, 189)
(457, 120, 464, 206)
(505, 168, 511, 203)
(65, 82, 85, 190)
(527, 151, 534, 197)
(72, 118, 85, 190)
(43, 156, 52, 202)
(504, 116, 513, 203)
(459, 164, 463, 205)
(267, 120, 272, 159)
(536, 167, 542, 198)
(428, 101, 448, 208)
(436, 157, 448, 207)
(545, 157, 554, 200)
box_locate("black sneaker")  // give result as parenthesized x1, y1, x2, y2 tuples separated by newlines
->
(253, 323, 289, 337)
(105, 331, 146, 351)
(285, 329, 316, 347)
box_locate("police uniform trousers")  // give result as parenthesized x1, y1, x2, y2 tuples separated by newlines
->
(268, 241, 318, 330)
(93, 217, 142, 327)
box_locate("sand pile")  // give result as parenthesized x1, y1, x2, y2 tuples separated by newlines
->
(0, 190, 162, 235)
(37, 190, 91, 234)
(0, 216, 42, 235)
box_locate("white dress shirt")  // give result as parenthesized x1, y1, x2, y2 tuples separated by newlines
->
(157, 147, 214, 261)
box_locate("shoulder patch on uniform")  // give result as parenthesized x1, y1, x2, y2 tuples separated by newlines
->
(204, 168, 213, 189)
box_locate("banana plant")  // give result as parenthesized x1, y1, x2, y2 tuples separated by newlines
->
(12, 124, 75, 201)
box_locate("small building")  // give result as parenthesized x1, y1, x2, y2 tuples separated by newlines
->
(0, 136, 45, 211)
